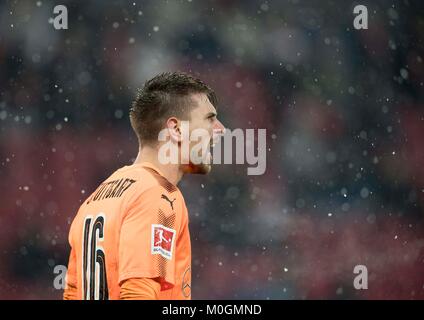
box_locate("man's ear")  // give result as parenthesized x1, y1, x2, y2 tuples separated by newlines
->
(166, 117, 181, 142)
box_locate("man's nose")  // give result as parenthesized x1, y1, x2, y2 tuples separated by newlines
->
(214, 119, 226, 135)
(212, 120, 226, 144)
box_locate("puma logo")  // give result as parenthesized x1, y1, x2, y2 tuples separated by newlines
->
(161, 194, 176, 210)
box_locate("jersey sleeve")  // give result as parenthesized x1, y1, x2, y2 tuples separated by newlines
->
(64, 233, 78, 300)
(119, 278, 161, 300)
(118, 185, 181, 291)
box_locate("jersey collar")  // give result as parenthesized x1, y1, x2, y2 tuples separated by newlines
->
(137, 161, 166, 178)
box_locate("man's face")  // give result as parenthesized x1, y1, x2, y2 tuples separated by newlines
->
(181, 93, 225, 174)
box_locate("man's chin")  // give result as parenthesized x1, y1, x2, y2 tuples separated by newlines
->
(182, 163, 212, 175)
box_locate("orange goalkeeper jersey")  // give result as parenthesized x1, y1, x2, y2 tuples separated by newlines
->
(65, 162, 192, 300)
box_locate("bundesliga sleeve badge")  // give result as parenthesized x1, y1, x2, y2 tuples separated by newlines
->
(151, 224, 176, 260)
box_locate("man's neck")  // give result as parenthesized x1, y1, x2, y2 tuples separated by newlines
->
(133, 145, 183, 186)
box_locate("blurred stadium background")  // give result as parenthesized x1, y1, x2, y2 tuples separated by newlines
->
(1, 0, 424, 299)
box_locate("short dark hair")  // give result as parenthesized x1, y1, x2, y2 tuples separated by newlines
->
(129, 71, 217, 144)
